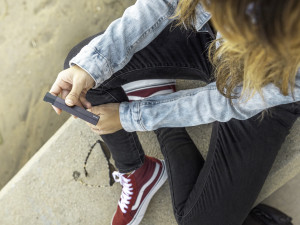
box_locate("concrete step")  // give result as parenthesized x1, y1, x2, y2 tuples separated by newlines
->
(0, 81, 299, 224)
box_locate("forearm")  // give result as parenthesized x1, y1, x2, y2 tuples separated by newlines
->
(119, 79, 300, 132)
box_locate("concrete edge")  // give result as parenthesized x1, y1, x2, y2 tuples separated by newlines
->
(0, 117, 74, 198)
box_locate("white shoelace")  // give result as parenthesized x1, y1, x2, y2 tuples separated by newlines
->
(113, 171, 134, 213)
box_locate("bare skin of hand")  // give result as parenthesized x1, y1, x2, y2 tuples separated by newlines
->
(87, 103, 123, 135)
(49, 65, 95, 114)
(49, 65, 122, 134)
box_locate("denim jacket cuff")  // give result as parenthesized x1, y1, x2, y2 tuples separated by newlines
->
(69, 45, 113, 89)
(119, 101, 146, 132)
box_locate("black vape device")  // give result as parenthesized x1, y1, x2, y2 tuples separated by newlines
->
(43, 92, 100, 125)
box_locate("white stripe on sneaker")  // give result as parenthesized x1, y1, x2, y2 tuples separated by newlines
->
(131, 163, 160, 211)
(127, 89, 175, 101)
(128, 161, 167, 225)
(121, 79, 176, 93)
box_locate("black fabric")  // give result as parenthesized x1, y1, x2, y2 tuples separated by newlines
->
(154, 104, 299, 225)
(243, 204, 293, 225)
(64, 24, 300, 225)
(64, 23, 213, 173)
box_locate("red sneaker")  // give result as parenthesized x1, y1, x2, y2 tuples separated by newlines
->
(111, 156, 168, 225)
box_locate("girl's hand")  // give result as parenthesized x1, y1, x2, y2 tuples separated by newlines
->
(87, 103, 123, 135)
(50, 65, 95, 114)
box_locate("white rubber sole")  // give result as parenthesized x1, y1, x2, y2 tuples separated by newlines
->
(111, 160, 168, 225)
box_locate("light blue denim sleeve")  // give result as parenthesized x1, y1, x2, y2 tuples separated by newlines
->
(70, 0, 179, 88)
(119, 72, 300, 132)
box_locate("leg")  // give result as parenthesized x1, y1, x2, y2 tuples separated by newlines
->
(64, 23, 214, 88)
(64, 23, 215, 225)
(154, 128, 205, 214)
(156, 102, 300, 225)
(64, 23, 214, 173)
(86, 87, 145, 173)
(102, 25, 214, 88)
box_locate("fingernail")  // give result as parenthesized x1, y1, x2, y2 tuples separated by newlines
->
(65, 99, 73, 105)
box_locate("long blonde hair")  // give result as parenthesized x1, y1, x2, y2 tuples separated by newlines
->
(174, 0, 300, 99)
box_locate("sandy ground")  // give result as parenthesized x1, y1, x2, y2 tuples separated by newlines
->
(0, 0, 134, 189)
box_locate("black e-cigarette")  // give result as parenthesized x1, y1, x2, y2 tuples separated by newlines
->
(43, 92, 100, 125)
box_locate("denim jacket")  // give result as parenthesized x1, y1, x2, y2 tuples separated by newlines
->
(70, 0, 300, 132)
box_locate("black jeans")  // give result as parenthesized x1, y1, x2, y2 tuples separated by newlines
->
(65, 24, 300, 225)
